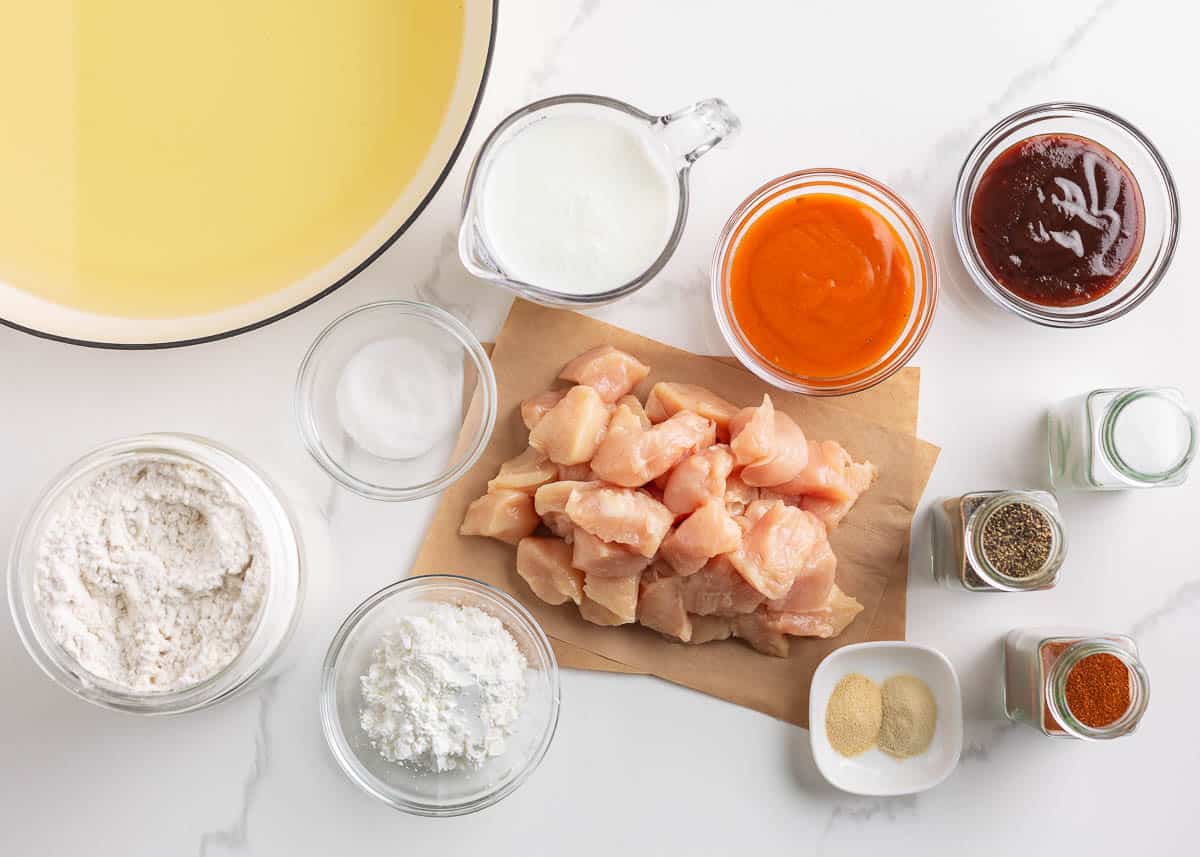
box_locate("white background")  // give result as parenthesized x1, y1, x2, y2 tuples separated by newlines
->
(2, 1, 1197, 854)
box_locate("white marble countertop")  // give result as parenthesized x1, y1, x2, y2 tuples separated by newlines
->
(3, 1, 1198, 854)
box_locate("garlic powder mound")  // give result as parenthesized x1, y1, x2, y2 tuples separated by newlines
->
(825, 673, 883, 757)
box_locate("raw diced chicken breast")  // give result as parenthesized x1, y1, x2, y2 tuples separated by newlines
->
(729, 394, 776, 467)
(728, 501, 821, 599)
(680, 555, 765, 616)
(515, 537, 585, 606)
(521, 389, 568, 431)
(460, 490, 540, 545)
(583, 574, 638, 623)
(579, 595, 630, 626)
(732, 611, 790, 657)
(761, 585, 863, 639)
(638, 576, 692, 641)
(534, 481, 593, 516)
(741, 413, 809, 488)
(590, 406, 716, 487)
(557, 462, 594, 481)
(487, 447, 559, 494)
(799, 461, 879, 528)
(645, 382, 740, 441)
(564, 484, 674, 557)
(659, 499, 743, 576)
(723, 473, 758, 516)
(572, 528, 654, 578)
(687, 614, 734, 644)
(559, 346, 650, 403)
(528, 385, 610, 465)
(618, 395, 652, 430)
(774, 440, 856, 501)
(766, 520, 836, 613)
(663, 445, 735, 516)
(534, 480, 595, 541)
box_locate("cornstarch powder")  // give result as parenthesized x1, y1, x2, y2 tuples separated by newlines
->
(359, 602, 529, 772)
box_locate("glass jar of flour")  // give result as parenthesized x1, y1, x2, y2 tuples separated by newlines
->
(1048, 387, 1197, 490)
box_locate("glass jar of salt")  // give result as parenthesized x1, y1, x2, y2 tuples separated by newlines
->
(1003, 628, 1150, 739)
(930, 490, 1066, 592)
(1049, 387, 1197, 490)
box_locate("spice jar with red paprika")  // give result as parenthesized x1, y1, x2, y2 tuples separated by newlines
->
(1003, 629, 1150, 739)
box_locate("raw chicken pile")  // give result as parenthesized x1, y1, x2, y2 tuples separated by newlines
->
(460, 346, 877, 657)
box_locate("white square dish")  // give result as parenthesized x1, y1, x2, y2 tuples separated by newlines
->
(809, 641, 963, 796)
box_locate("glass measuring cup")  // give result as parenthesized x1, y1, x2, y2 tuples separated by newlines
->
(459, 94, 740, 307)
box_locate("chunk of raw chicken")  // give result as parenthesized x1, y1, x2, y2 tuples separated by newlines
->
(534, 481, 593, 516)
(680, 555, 765, 616)
(487, 447, 558, 494)
(740, 413, 809, 488)
(799, 461, 879, 528)
(761, 585, 863, 639)
(590, 406, 716, 487)
(662, 445, 735, 516)
(732, 611, 790, 657)
(638, 575, 692, 642)
(579, 595, 630, 626)
(729, 394, 775, 467)
(515, 537, 585, 606)
(521, 389, 567, 431)
(728, 501, 822, 600)
(572, 528, 654, 578)
(535, 479, 598, 541)
(528, 385, 610, 465)
(723, 473, 758, 517)
(558, 346, 650, 403)
(618, 395, 652, 430)
(645, 382, 740, 441)
(658, 499, 743, 576)
(557, 462, 594, 481)
(460, 490, 540, 545)
(773, 440, 857, 501)
(564, 484, 674, 557)
(687, 614, 734, 644)
(766, 519, 836, 613)
(583, 574, 638, 624)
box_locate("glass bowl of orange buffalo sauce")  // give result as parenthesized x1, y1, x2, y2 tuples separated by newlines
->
(711, 169, 938, 396)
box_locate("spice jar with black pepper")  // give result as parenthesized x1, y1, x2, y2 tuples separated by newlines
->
(930, 490, 1066, 592)
(1003, 628, 1150, 739)
(1049, 386, 1197, 491)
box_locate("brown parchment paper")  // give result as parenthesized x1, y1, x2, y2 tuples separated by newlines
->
(431, 300, 939, 726)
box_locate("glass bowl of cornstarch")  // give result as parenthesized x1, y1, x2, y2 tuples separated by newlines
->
(320, 574, 561, 816)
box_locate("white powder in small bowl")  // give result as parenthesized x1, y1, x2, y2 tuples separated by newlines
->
(359, 602, 528, 773)
(34, 457, 268, 693)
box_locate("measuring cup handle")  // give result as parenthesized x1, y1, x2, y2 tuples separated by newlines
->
(656, 99, 741, 164)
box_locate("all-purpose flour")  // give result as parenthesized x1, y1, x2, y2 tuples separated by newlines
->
(35, 458, 268, 692)
(359, 603, 528, 772)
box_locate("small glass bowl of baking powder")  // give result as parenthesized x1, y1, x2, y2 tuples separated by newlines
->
(6, 433, 306, 715)
(321, 575, 561, 816)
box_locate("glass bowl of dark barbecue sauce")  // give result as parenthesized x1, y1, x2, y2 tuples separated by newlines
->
(954, 103, 1178, 327)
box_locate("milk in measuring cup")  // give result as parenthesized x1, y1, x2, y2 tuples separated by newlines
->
(479, 115, 678, 295)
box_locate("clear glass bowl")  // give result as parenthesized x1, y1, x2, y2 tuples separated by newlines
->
(294, 301, 497, 501)
(6, 434, 305, 715)
(953, 102, 1180, 327)
(320, 575, 560, 816)
(711, 169, 938, 396)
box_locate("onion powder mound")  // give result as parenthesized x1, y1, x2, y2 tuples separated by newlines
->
(878, 674, 938, 759)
